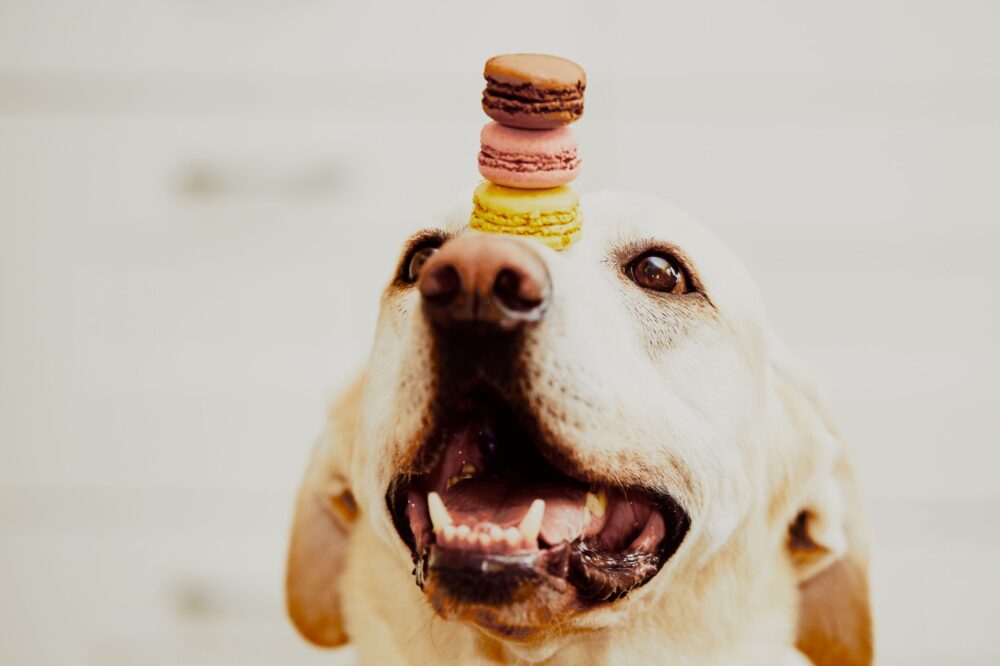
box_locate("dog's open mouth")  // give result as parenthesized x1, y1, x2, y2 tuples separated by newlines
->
(387, 391, 690, 611)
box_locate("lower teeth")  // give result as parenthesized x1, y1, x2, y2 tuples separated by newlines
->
(436, 523, 531, 552)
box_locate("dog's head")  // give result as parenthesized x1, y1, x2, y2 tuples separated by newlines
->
(286, 192, 872, 664)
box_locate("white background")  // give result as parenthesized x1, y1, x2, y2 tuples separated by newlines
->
(1, 1, 998, 664)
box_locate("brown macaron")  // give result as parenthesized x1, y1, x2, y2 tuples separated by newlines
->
(482, 53, 586, 130)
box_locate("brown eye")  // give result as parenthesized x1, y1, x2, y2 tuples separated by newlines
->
(406, 246, 438, 282)
(628, 252, 688, 293)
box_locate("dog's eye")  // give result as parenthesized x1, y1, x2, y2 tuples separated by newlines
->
(406, 246, 439, 282)
(628, 252, 688, 294)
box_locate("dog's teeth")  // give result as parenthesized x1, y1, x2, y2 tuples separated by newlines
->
(504, 527, 522, 548)
(518, 499, 545, 545)
(456, 524, 471, 539)
(478, 533, 492, 549)
(488, 525, 503, 540)
(446, 464, 478, 491)
(427, 492, 452, 531)
(585, 490, 607, 518)
(442, 524, 456, 543)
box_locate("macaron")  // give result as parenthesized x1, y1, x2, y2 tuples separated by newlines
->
(482, 54, 586, 130)
(478, 122, 580, 189)
(470, 180, 581, 250)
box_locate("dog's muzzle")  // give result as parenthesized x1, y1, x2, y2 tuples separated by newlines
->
(384, 235, 691, 637)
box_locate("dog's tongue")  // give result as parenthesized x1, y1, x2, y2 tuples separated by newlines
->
(424, 420, 600, 545)
(443, 479, 593, 545)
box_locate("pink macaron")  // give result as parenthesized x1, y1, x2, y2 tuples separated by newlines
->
(477, 122, 580, 189)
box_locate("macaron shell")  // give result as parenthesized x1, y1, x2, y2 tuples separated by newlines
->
(484, 54, 586, 92)
(473, 216, 582, 250)
(478, 122, 580, 189)
(478, 164, 578, 189)
(473, 181, 579, 215)
(481, 122, 579, 154)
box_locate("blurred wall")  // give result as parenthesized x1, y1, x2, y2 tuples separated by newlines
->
(1, 1, 998, 664)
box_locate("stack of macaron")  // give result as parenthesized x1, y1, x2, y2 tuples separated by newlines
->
(470, 54, 586, 250)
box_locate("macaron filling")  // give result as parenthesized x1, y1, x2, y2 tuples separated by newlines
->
(478, 146, 580, 174)
(482, 95, 585, 120)
(484, 77, 585, 103)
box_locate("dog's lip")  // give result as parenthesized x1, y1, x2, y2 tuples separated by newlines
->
(386, 390, 691, 604)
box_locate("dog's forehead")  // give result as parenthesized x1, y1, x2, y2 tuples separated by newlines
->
(580, 191, 710, 245)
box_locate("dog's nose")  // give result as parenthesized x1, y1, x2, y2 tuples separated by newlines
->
(418, 235, 551, 331)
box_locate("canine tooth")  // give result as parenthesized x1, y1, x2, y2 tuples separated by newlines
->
(585, 490, 607, 518)
(518, 499, 545, 545)
(427, 492, 452, 531)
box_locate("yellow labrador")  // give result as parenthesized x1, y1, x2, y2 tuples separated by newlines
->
(286, 193, 873, 665)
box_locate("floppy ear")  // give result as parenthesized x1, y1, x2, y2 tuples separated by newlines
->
(285, 374, 364, 647)
(792, 456, 873, 666)
(773, 355, 874, 666)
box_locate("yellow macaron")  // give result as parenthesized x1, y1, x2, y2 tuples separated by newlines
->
(470, 181, 582, 250)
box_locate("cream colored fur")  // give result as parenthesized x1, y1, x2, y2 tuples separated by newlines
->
(286, 192, 873, 665)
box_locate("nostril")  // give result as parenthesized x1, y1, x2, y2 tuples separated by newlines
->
(420, 264, 461, 305)
(493, 268, 542, 312)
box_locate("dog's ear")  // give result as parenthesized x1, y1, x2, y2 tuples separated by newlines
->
(772, 353, 874, 666)
(285, 374, 364, 647)
(792, 456, 873, 666)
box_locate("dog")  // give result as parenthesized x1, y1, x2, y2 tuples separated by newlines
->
(285, 192, 873, 665)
